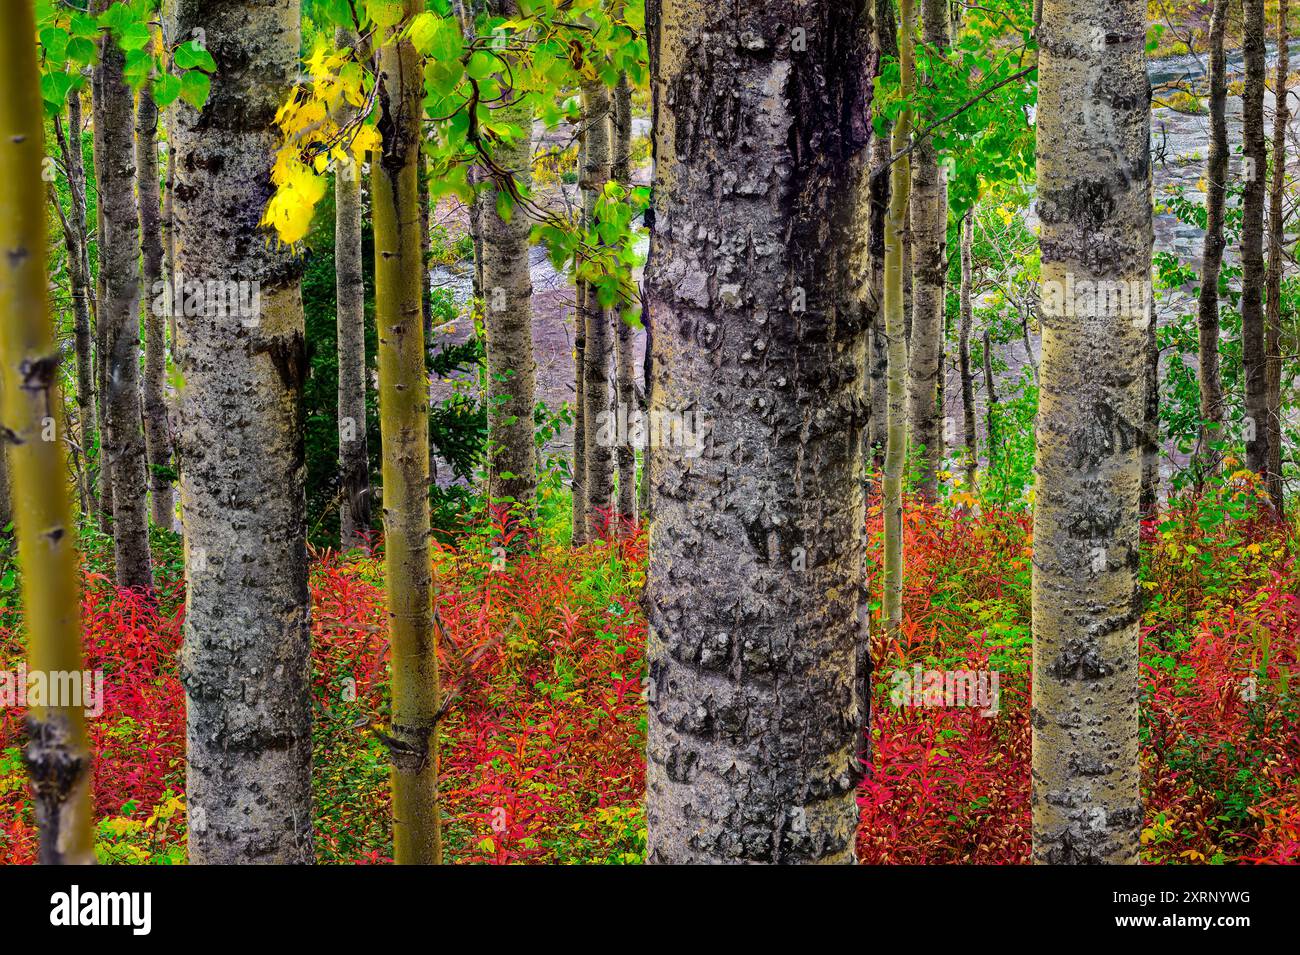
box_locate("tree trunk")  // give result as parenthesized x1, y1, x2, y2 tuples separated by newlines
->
(866, 0, 895, 468)
(581, 79, 613, 539)
(372, 0, 442, 864)
(640, 0, 662, 525)
(958, 209, 977, 490)
(907, 0, 949, 502)
(1196, 0, 1229, 479)
(883, 0, 915, 638)
(1242, 0, 1269, 481)
(1031, 0, 1150, 864)
(138, 87, 174, 531)
(982, 328, 997, 462)
(53, 90, 98, 519)
(867, 132, 891, 467)
(612, 72, 638, 527)
(172, 0, 312, 864)
(94, 2, 153, 591)
(91, 45, 113, 538)
(645, 0, 874, 864)
(0, 0, 95, 862)
(1264, 0, 1288, 514)
(572, 281, 588, 544)
(482, 53, 538, 528)
(1140, 294, 1159, 515)
(336, 28, 372, 548)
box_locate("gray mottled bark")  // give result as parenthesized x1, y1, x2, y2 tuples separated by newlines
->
(645, 0, 874, 864)
(54, 90, 97, 519)
(482, 73, 538, 524)
(94, 5, 153, 590)
(958, 209, 977, 490)
(1196, 0, 1229, 477)
(1140, 294, 1159, 515)
(172, 0, 313, 864)
(581, 79, 613, 538)
(335, 29, 371, 548)
(138, 88, 175, 531)
(612, 72, 637, 526)
(572, 281, 587, 544)
(1031, 0, 1151, 864)
(866, 0, 895, 467)
(1242, 0, 1269, 480)
(907, 0, 949, 502)
(1264, 0, 1288, 514)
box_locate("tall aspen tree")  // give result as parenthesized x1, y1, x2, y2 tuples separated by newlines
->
(883, 0, 915, 638)
(581, 78, 614, 538)
(92, 1, 113, 536)
(907, 0, 949, 502)
(138, 86, 174, 530)
(482, 1, 539, 526)
(1196, 0, 1229, 477)
(866, 0, 896, 466)
(1264, 0, 1288, 514)
(94, 0, 153, 590)
(1031, 0, 1151, 864)
(336, 28, 372, 547)
(0, 0, 95, 863)
(958, 208, 977, 489)
(1242, 0, 1269, 481)
(645, 0, 874, 863)
(52, 90, 97, 517)
(373, 0, 442, 864)
(171, 0, 313, 863)
(612, 71, 638, 526)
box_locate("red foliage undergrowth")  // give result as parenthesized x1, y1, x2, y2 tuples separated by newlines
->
(2, 490, 1297, 864)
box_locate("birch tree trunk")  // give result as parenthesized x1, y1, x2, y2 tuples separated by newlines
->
(907, 0, 949, 503)
(0, 0, 95, 862)
(1264, 0, 1288, 514)
(336, 28, 371, 548)
(1242, 0, 1269, 481)
(581, 79, 613, 538)
(1031, 0, 1151, 864)
(138, 87, 174, 531)
(482, 33, 538, 527)
(883, 0, 915, 638)
(645, 0, 874, 864)
(612, 72, 638, 527)
(171, 0, 313, 864)
(1197, 0, 1229, 478)
(958, 208, 977, 490)
(94, 4, 153, 590)
(373, 0, 442, 863)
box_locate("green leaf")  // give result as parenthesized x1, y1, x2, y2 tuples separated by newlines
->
(424, 59, 464, 98)
(179, 69, 210, 110)
(173, 40, 216, 72)
(411, 14, 463, 61)
(495, 187, 514, 223)
(66, 36, 96, 69)
(152, 72, 182, 108)
(39, 27, 69, 63)
(118, 22, 151, 52)
(466, 50, 495, 81)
